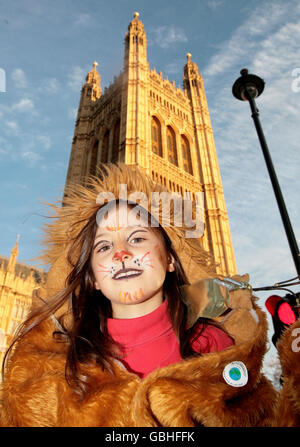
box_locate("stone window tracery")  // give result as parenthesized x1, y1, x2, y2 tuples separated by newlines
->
(89, 140, 98, 176)
(166, 126, 178, 166)
(101, 130, 110, 163)
(151, 116, 162, 157)
(181, 135, 193, 175)
(111, 119, 120, 163)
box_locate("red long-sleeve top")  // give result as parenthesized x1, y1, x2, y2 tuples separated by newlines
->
(107, 299, 234, 378)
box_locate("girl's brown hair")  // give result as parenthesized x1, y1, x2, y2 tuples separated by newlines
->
(2, 200, 225, 397)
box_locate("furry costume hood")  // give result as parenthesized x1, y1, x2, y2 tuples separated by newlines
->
(41, 162, 216, 284)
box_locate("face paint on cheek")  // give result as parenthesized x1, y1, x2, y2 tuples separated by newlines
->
(131, 252, 153, 269)
(96, 262, 119, 279)
(139, 251, 154, 269)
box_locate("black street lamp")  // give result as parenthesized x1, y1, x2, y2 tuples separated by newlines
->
(232, 68, 300, 278)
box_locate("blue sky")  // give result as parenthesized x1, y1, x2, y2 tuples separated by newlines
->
(1, 0, 300, 369)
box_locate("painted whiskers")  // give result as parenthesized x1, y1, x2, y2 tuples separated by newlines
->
(96, 251, 154, 303)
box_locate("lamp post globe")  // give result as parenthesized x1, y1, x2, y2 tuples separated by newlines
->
(232, 68, 265, 101)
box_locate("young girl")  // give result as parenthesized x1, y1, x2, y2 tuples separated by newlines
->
(91, 198, 234, 380)
(1, 163, 298, 427)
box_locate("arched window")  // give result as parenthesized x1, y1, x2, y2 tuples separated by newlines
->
(151, 116, 162, 157)
(166, 126, 178, 166)
(111, 119, 120, 163)
(181, 135, 193, 175)
(101, 130, 110, 163)
(89, 140, 98, 176)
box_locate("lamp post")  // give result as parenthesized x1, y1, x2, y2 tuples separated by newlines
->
(232, 68, 300, 277)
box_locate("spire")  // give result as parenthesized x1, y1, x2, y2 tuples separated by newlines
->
(129, 11, 144, 31)
(130, 11, 146, 42)
(83, 61, 101, 101)
(183, 52, 202, 94)
(124, 12, 147, 70)
(7, 234, 20, 273)
(184, 52, 200, 78)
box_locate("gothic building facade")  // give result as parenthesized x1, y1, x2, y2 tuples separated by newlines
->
(64, 12, 237, 277)
(0, 237, 46, 369)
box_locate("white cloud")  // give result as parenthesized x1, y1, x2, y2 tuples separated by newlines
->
(20, 150, 42, 166)
(36, 135, 51, 150)
(12, 97, 35, 113)
(74, 13, 91, 26)
(0, 68, 5, 92)
(0, 147, 8, 155)
(40, 160, 66, 173)
(2, 181, 28, 190)
(164, 59, 183, 75)
(68, 66, 86, 91)
(207, 0, 224, 10)
(204, 1, 290, 77)
(11, 68, 27, 88)
(5, 120, 19, 133)
(39, 77, 60, 94)
(151, 25, 188, 48)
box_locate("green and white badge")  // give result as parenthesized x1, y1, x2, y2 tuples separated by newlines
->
(223, 361, 248, 387)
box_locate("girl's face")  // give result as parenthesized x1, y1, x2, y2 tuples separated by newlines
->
(91, 203, 175, 315)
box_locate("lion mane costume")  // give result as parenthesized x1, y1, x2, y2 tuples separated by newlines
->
(0, 163, 299, 427)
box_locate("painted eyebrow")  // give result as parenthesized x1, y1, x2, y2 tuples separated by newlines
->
(93, 228, 148, 250)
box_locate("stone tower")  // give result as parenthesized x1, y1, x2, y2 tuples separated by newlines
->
(0, 237, 46, 369)
(64, 12, 237, 276)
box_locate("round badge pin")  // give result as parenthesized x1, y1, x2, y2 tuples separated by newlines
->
(223, 361, 248, 387)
